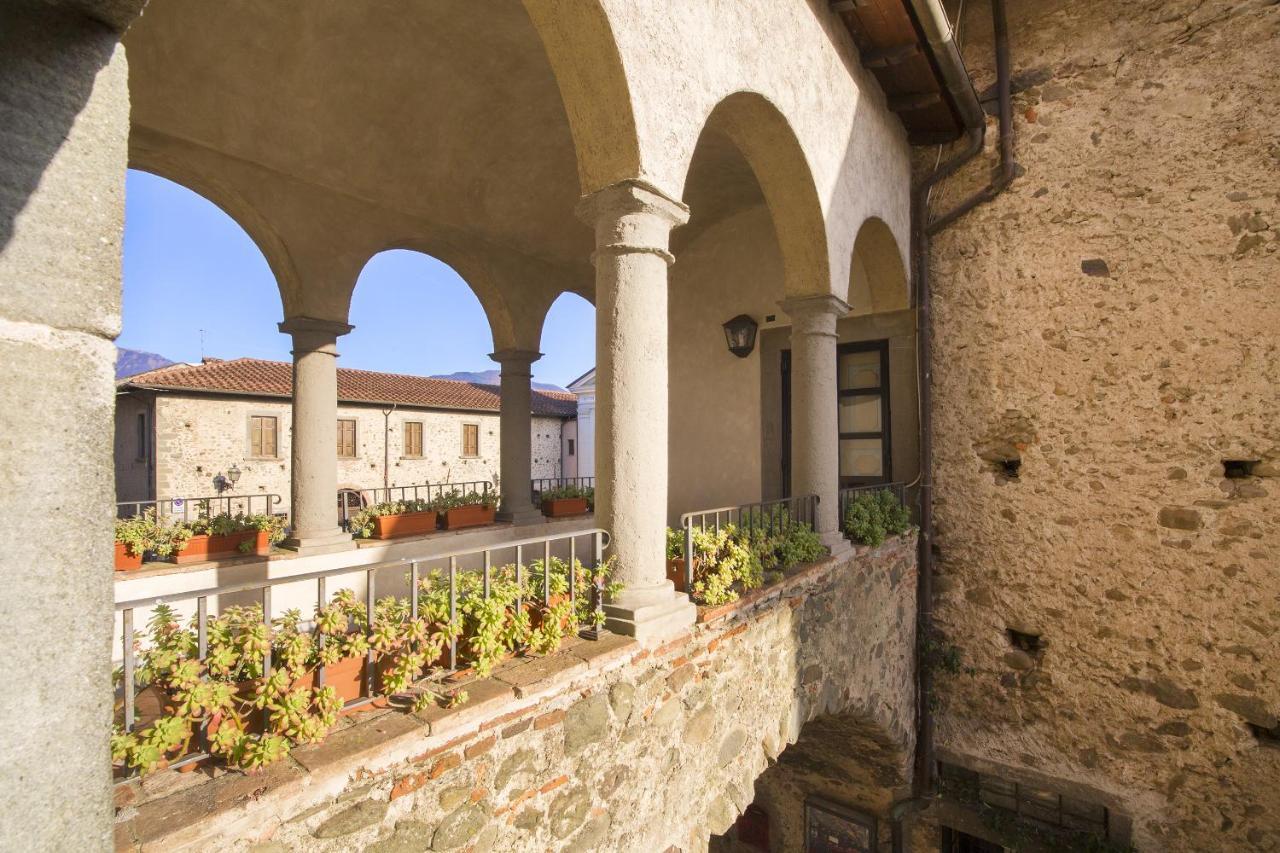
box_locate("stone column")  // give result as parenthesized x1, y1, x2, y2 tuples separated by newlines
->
(781, 294, 851, 553)
(0, 2, 143, 846)
(491, 348, 545, 525)
(279, 317, 356, 555)
(577, 180, 695, 642)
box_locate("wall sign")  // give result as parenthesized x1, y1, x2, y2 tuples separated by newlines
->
(804, 796, 877, 853)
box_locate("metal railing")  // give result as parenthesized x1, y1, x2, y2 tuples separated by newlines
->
(116, 493, 283, 521)
(530, 476, 595, 501)
(339, 481, 494, 530)
(676, 494, 820, 592)
(114, 527, 609, 777)
(838, 482, 907, 520)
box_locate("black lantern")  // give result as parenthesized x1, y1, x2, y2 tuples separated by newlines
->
(722, 314, 758, 358)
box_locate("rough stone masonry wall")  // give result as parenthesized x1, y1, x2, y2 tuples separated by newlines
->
(926, 1, 1280, 849)
(114, 535, 917, 852)
(151, 394, 564, 510)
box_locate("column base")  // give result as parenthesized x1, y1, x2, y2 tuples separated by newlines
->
(820, 531, 852, 557)
(496, 506, 547, 526)
(602, 584, 696, 645)
(282, 529, 356, 557)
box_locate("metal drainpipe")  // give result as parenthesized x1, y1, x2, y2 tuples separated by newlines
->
(382, 404, 397, 489)
(908, 0, 1016, 806)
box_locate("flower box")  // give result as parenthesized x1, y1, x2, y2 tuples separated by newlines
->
(369, 510, 438, 540)
(114, 542, 143, 571)
(439, 504, 496, 530)
(541, 497, 590, 518)
(174, 530, 269, 564)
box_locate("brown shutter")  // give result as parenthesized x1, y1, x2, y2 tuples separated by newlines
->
(265, 417, 277, 457)
(463, 423, 479, 456)
(337, 419, 356, 457)
(250, 416, 263, 457)
(405, 422, 423, 457)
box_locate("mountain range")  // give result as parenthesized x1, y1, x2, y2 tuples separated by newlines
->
(116, 348, 175, 379)
(432, 369, 565, 392)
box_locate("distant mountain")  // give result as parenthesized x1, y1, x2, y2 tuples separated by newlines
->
(116, 348, 175, 379)
(432, 369, 565, 392)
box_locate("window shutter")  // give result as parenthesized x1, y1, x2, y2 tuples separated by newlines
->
(405, 422, 423, 457)
(265, 417, 277, 457)
(463, 424, 479, 456)
(337, 419, 356, 457)
(250, 416, 263, 457)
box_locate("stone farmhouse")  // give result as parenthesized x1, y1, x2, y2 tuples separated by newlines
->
(114, 357, 577, 520)
(2, 0, 1277, 851)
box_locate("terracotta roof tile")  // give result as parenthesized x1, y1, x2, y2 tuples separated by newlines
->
(121, 358, 577, 417)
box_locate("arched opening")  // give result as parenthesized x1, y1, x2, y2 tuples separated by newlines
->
(668, 92, 829, 521)
(848, 217, 910, 316)
(538, 291, 597, 483)
(115, 168, 288, 513)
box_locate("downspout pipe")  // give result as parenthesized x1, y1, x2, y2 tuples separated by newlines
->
(909, 0, 1015, 803)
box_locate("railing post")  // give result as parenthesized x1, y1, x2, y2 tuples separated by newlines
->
(122, 609, 135, 733)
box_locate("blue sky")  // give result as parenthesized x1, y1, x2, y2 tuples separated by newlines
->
(119, 170, 595, 388)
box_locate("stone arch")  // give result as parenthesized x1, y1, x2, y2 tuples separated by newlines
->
(681, 91, 831, 299)
(125, 158, 298, 314)
(520, 0, 642, 195)
(347, 240, 519, 353)
(848, 216, 909, 316)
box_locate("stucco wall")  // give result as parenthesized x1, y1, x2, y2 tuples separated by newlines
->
(925, 1, 1280, 849)
(113, 392, 153, 504)
(668, 205, 779, 523)
(147, 393, 565, 510)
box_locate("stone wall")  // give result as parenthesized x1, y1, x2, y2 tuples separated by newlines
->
(114, 534, 918, 852)
(925, 1, 1280, 849)
(143, 393, 565, 509)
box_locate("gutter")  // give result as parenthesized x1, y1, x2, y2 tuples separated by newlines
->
(907, 0, 1016, 810)
(906, 0, 985, 133)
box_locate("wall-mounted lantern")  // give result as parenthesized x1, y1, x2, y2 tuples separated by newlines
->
(216, 463, 242, 494)
(722, 314, 759, 358)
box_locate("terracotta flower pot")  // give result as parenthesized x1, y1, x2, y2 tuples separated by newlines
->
(174, 530, 269, 564)
(666, 558, 696, 593)
(115, 542, 143, 571)
(292, 654, 371, 705)
(439, 504, 497, 530)
(541, 497, 590, 518)
(370, 510, 438, 540)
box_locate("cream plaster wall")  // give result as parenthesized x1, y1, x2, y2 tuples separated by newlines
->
(146, 393, 565, 512)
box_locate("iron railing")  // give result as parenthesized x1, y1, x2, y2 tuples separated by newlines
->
(113, 527, 609, 777)
(116, 493, 283, 521)
(838, 482, 907, 521)
(530, 476, 595, 501)
(339, 481, 494, 530)
(676, 494, 820, 592)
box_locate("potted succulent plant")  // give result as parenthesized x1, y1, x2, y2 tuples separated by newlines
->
(539, 484, 593, 518)
(113, 510, 188, 571)
(173, 512, 283, 564)
(433, 489, 498, 530)
(348, 499, 437, 540)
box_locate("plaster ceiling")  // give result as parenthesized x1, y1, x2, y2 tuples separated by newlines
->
(123, 0, 590, 271)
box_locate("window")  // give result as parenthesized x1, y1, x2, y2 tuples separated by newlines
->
(249, 415, 278, 458)
(837, 340, 891, 487)
(135, 412, 148, 462)
(403, 421, 424, 458)
(461, 423, 479, 457)
(567, 438, 576, 457)
(337, 418, 357, 458)
(938, 762, 1115, 844)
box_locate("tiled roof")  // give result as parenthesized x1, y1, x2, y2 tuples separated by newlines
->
(120, 358, 577, 417)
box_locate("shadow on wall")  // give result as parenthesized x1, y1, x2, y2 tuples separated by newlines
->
(0, 6, 125, 254)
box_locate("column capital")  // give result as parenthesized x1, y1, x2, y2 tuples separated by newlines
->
(576, 180, 690, 266)
(489, 348, 543, 368)
(779, 293, 851, 320)
(279, 316, 354, 354)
